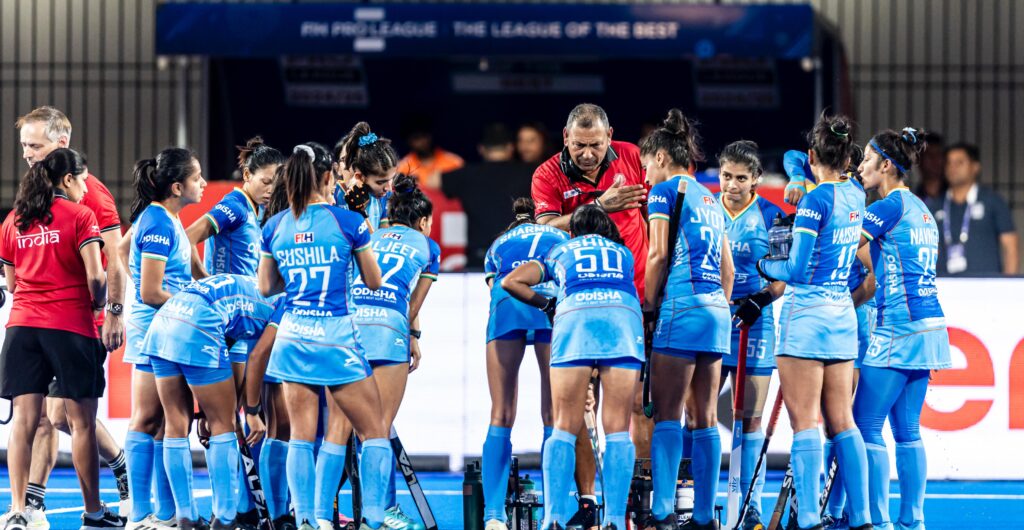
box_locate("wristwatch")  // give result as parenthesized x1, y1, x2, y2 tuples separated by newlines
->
(244, 402, 263, 416)
(105, 302, 124, 316)
(409, 329, 422, 340)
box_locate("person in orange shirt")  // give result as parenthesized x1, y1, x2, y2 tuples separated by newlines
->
(396, 120, 464, 190)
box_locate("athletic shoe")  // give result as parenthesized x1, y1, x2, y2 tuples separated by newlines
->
(130, 514, 178, 530)
(381, 505, 424, 530)
(649, 514, 679, 530)
(484, 519, 508, 530)
(894, 522, 923, 530)
(337, 513, 356, 530)
(543, 524, 565, 530)
(3, 512, 28, 530)
(210, 519, 240, 530)
(274, 515, 298, 530)
(235, 510, 259, 529)
(81, 505, 126, 530)
(177, 519, 210, 530)
(869, 524, 892, 530)
(821, 514, 849, 530)
(23, 507, 48, 530)
(743, 507, 766, 530)
(565, 498, 599, 530)
(679, 519, 719, 530)
(600, 524, 619, 530)
(296, 521, 317, 530)
(848, 525, 874, 530)
(316, 519, 334, 530)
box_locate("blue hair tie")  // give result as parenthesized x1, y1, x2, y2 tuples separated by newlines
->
(358, 133, 378, 147)
(901, 127, 919, 145)
(869, 139, 908, 174)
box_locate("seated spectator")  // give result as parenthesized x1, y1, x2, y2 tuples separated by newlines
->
(442, 123, 536, 268)
(926, 142, 1018, 276)
(914, 132, 947, 201)
(516, 122, 551, 165)
(397, 116, 463, 189)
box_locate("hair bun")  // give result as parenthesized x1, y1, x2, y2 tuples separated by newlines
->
(829, 118, 851, 138)
(512, 197, 534, 216)
(293, 144, 315, 159)
(661, 108, 687, 136)
(392, 173, 417, 194)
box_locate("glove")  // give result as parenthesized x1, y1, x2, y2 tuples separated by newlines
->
(344, 183, 372, 218)
(540, 297, 557, 325)
(783, 150, 812, 182)
(755, 255, 781, 283)
(734, 288, 774, 327)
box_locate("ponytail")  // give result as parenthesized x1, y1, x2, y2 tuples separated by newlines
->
(639, 108, 703, 169)
(504, 197, 536, 232)
(15, 148, 87, 232)
(285, 146, 318, 218)
(237, 135, 285, 174)
(129, 147, 197, 223)
(341, 122, 398, 178)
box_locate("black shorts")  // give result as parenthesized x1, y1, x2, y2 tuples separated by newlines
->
(0, 326, 107, 400)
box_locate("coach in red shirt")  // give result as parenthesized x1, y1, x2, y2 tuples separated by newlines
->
(0, 148, 120, 527)
(530, 103, 650, 528)
(16, 106, 130, 519)
(532, 103, 649, 298)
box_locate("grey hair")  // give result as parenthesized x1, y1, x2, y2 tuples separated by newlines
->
(16, 106, 72, 143)
(565, 103, 610, 131)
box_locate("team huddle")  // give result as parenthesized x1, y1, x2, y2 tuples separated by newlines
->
(0, 103, 948, 530)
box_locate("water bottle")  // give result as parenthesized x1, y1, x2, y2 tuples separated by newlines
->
(519, 474, 539, 530)
(768, 214, 794, 260)
(676, 458, 695, 520)
(463, 460, 484, 530)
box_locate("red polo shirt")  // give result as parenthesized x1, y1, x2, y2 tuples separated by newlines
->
(79, 173, 120, 329)
(531, 141, 649, 298)
(0, 197, 104, 338)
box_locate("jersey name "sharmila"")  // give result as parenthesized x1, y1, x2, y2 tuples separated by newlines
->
(275, 246, 342, 267)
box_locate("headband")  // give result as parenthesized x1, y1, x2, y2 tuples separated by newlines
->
(869, 140, 908, 174)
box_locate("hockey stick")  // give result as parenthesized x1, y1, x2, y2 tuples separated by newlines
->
(390, 425, 438, 530)
(332, 432, 358, 530)
(733, 389, 784, 530)
(348, 434, 363, 526)
(642, 185, 686, 418)
(766, 463, 793, 530)
(584, 375, 606, 519)
(819, 457, 838, 518)
(236, 412, 275, 530)
(725, 324, 750, 530)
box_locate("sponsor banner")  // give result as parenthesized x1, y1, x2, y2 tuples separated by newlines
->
(155, 3, 812, 59)
(0, 276, 1019, 479)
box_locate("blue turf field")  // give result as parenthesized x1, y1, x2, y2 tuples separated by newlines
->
(2, 468, 1022, 529)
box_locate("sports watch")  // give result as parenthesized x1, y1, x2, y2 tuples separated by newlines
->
(105, 302, 124, 316)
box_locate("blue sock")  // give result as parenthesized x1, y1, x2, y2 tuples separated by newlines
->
(833, 429, 870, 528)
(360, 438, 395, 528)
(895, 440, 926, 526)
(125, 431, 155, 522)
(823, 438, 847, 519)
(153, 440, 176, 521)
(266, 439, 290, 519)
(865, 443, 891, 526)
(681, 424, 693, 460)
(207, 433, 239, 523)
(288, 440, 317, 525)
(386, 461, 398, 510)
(602, 432, 635, 530)
(237, 452, 255, 514)
(540, 428, 576, 528)
(162, 438, 195, 521)
(791, 429, 822, 530)
(691, 427, 721, 525)
(650, 421, 682, 520)
(259, 438, 277, 519)
(540, 425, 553, 464)
(482, 426, 513, 522)
(741, 431, 766, 516)
(314, 441, 347, 521)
